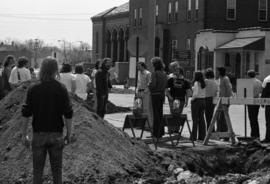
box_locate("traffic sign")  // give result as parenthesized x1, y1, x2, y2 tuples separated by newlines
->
(127, 34, 148, 56)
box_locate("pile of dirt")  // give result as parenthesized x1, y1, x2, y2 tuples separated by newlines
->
(0, 82, 160, 183)
(2, 82, 270, 183)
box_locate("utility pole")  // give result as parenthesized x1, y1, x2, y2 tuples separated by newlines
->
(34, 39, 39, 68)
(58, 40, 68, 63)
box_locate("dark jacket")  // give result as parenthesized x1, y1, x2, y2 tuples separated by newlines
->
(262, 82, 270, 98)
(22, 80, 73, 133)
(95, 69, 112, 96)
(149, 70, 167, 94)
(2, 68, 12, 92)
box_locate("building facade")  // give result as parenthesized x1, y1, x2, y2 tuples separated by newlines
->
(92, 0, 270, 80)
(195, 28, 270, 81)
(92, 2, 130, 83)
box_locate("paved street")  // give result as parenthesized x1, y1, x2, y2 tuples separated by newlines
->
(105, 92, 267, 141)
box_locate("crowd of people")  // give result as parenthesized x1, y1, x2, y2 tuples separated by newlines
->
(135, 57, 270, 143)
(2, 54, 270, 183)
(0, 55, 36, 99)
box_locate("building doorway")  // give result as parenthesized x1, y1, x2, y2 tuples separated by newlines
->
(235, 53, 241, 78)
(155, 37, 160, 57)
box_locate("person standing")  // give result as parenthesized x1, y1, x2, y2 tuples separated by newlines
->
(1, 55, 15, 97)
(21, 57, 73, 184)
(166, 61, 191, 114)
(29, 67, 37, 80)
(9, 56, 31, 87)
(261, 74, 270, 143)
(59, 63, 75, 93)
(191, 71, 206, 141)
(108, 62, 119, 85)
(204, 68, 218, 130)
(95, 58, 112, 119)
(136, 61, 153, 128)
(91, 60, 101, 111)
(148, 57, 167, 138)
(246, 70, 262, 139)
(216, 67, 233, 133)
(74, 64, 92, 100)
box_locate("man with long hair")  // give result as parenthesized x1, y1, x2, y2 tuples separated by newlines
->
(148, 57, 167, 138)
(95, 58, 112, 118)
(22, 57, 73, 184)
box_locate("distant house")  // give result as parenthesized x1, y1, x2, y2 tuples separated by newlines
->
(195, 27, 270, 81)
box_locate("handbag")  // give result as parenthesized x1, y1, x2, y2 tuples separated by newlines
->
(133, 96, 143, 117)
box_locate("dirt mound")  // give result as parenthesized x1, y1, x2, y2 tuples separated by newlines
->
(0, 82, 157, 183)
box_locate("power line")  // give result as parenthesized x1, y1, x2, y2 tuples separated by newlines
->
(0, 13, 95, 16)
(0, 14, 91, 22)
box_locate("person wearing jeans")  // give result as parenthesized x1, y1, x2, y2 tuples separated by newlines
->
(246, 70, 262, 139)
(32, 133, 64, 184)
(148, 57, 167, 138)
(22, 57, 73, 184)
(191, 71, 206, 141)
(95, 58, 112, 119)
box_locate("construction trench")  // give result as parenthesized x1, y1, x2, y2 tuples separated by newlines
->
(0, 82, 270, 184)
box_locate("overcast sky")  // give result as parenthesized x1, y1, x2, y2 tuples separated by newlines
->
(0, 0, 128, 47)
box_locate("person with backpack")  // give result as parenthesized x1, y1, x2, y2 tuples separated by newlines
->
(9, 56, 31, 88)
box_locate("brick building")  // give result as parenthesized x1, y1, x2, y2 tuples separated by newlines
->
(92, 0, 270, 80)
(91, 2, 130, 82)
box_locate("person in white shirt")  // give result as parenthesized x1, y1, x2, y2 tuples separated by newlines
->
(59, 63, 75, 93)
(136, 61, 153, 128)
(191, 71, 206, 141)
(9, 56, 31, 87)
(74, 65, 91, 100)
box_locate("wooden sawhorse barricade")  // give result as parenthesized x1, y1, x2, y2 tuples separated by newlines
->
(203, 98, 236, 145)
(163, 114, 195, 147)
(203, 97, 270, 145)
(122, 114, 151, 139)
(142, 114, 195, 148)
(122, 114, 195, 148)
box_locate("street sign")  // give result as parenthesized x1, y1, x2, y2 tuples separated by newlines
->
(127, 34, 148, 56)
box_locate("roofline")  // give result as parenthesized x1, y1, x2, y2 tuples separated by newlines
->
(91, 7, 117, 21)
(196, 27, 270, 35)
